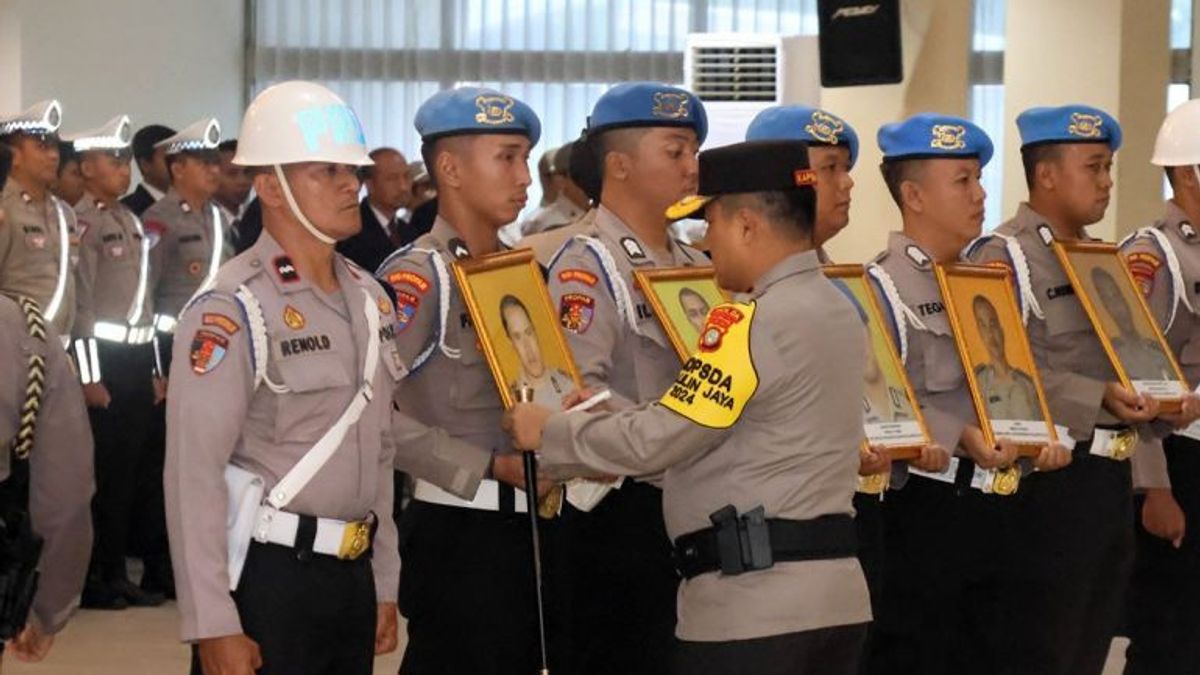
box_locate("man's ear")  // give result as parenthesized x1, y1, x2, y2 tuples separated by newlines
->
(435, 146, 464, 191)
(1036, 160, 1056, 193)
(900, 180, 923, 215)
(254, 171, 285, 209)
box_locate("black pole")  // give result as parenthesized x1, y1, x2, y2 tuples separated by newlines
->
(517, 387, 551, 675)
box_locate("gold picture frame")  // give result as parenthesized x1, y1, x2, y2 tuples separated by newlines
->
(633, 266, 730, 363)
(935, 263, 1058, 455)
(452, 249, 583, 409)
(823, 264, 930, 461)
(1053, 241, 1189, 412)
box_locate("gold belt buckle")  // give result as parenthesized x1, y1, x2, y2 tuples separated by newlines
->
(991, 466, 1020, 496)
(1110, 430, 1136, 461)
(857, 472, 889, 495)
(338, 520, 372, 560)
(537, 485, 563, 519)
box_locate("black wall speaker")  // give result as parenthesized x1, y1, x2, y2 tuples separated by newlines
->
(817, 0, 904, 87)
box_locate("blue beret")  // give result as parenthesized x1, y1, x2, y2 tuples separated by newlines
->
(415, 87, 541, 146)
(745, 105, 859, 168)
(877, 113, 994, 167)
(587, 82, 707, 144)
(1016, 104, 1121, 151)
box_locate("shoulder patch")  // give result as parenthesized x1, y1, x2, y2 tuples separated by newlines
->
(1125, 251, 1162, 296)
(559, 293, 595, 334)
(1181, 222, 1196, 240)
(394, 290, 421, 332)
(904, 245, 930, 268)
(274, 256, 300, 283)
(387, 270, 431, 294)
(1036, 224, 1055, 246)
(190, 329, 229, 375)
(660, 301, 758, 429)
(620, 237, 646, 260)
(202, 312, 240, 335)
(558, 268, 598, 287)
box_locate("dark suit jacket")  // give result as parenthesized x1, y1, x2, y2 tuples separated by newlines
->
(121, 184, 158, 217)
(337, 199, 400, 273)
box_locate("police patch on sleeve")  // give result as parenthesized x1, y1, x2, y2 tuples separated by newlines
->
(660, 302, 759, 429)
(395, 291, 421, 332)
(190, 329, 229, 375)
(559, 293, 595, 334)
(1125, 251, 1162, 296)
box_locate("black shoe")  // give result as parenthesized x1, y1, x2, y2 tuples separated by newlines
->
(81, 579, 129, 610)
(109, 577, 166, 607)
(140, 570, 176, 600)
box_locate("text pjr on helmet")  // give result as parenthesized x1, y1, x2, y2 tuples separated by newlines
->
(234, 81, 373, 168)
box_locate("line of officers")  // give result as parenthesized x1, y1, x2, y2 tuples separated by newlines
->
(3, 77, 1200, 675)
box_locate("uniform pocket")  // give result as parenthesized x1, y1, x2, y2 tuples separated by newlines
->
(272, 354, 354, 444)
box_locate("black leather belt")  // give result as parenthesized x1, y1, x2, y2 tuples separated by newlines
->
(672, 506, 856, 580)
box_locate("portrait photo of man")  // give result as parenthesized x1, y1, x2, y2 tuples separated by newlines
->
(971, 294, 1041, 421)
(500, 294, 574, 407)
(1090, 266, 1176, 382)
(862, 321, 915, 425)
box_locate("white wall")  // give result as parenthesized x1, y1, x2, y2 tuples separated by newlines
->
(1, 0, 244, 147)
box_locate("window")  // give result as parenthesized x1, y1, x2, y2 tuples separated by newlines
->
(249, 0, 817, 213)
(969, 0, 1005, 231)
(1166, 0, 1192, 196)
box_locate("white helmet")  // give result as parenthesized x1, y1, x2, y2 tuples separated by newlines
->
(1153, 99, 1200, 167)
(234, 81, 373, 244)
(234, 81, 373, 167)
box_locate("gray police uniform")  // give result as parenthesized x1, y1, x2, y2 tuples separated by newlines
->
(144, 188, 230, 339)
(0, 179, 79, 338)
(538, 250, 871, 670)
(72, 191, 160, 592)
(379, 216, 553, 674)
(973, 364, 1040, 421)
(1120, 201, 1200, 674)
(966, 202, 1147, 675)
(866, 233, 1023, 675)
(166, 230, 458, 672)
(546, 204, 702, 674)
(0, 294, 94, 635)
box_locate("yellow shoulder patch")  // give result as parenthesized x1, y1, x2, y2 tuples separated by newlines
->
(659, 302, 759, 429)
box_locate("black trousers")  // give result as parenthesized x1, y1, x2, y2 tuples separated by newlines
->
(130, 333, 171, 569)
(853, 491, 884, 675)
(398, 500, 565, 675)
(868, 472, 1020, 675)
(1006, 449, 1133, 675)
(674, 623, 869, 675)
(562, 480, 680, 675)
(87, 341, 156, 580)
(189, 542, 376, 675)
(1124, 434, 1200, 675)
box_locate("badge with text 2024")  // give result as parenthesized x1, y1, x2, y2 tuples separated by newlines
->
(660, 302, 759, 429)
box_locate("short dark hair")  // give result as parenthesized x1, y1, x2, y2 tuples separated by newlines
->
(570, 136, 602, 204)
(591, 127, 649, 184)
(360, 146, 401, 180)
(0, 144, 11, 186)
(1020, 143, 1063, 191)
(721, 189, 816, 241)
(57, 140, 79, 173)
(499, 294, 531, 335)
(217, 139, 238, 154)
(131, 124, 176, 162)
(879, 159, 926, 208)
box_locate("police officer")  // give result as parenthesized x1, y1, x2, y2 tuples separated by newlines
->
(544, 82, 706, 675)
(64, 115, 164, 609)
(376, 86, 554, 674)
(1119, 98, 1200, 675)
(867, 114, 1070, 675)
(506, 138, 871, 675)
(0, 100, 79, 339)
(52, 139, 85, 207)
(141, 117, 231, 596)
(0, 144, 94, 664)
(965, 104, 1195, 675)
(166, 80, 481, 675)
(122, 124, 175, 217)
(522, 135, 601, 265)
(519, 143, 588, 238)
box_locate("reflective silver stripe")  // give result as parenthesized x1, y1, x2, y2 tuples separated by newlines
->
(93, 321, 128, 342)
(127, 212, 150, 325)
(44, 197, 71, 322)
(197, 204, 224, 296)
(155, 314, 177, 333)
(129, 325, 155, 344)
(73, 339, 92, 383)
(89, 337, 101, 381)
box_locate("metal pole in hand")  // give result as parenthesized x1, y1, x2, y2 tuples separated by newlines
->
(516, 386, 551, 675)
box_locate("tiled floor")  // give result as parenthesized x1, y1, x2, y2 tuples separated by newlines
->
(4, 605, 1127, 674)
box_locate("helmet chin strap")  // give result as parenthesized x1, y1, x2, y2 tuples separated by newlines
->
(273, 164, 337, 245)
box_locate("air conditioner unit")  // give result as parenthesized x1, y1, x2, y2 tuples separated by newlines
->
(684, 33, 822, 149)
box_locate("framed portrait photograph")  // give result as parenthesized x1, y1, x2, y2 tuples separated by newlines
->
(633, 266, 730, 362)
(452, 249, 583, 409)
(823, 264, 930, 460)
(935, 263, 1058, 453)
(1053, 241, 1189, 410)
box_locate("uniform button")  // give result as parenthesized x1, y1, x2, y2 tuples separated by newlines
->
(250, 260, 261, 268)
